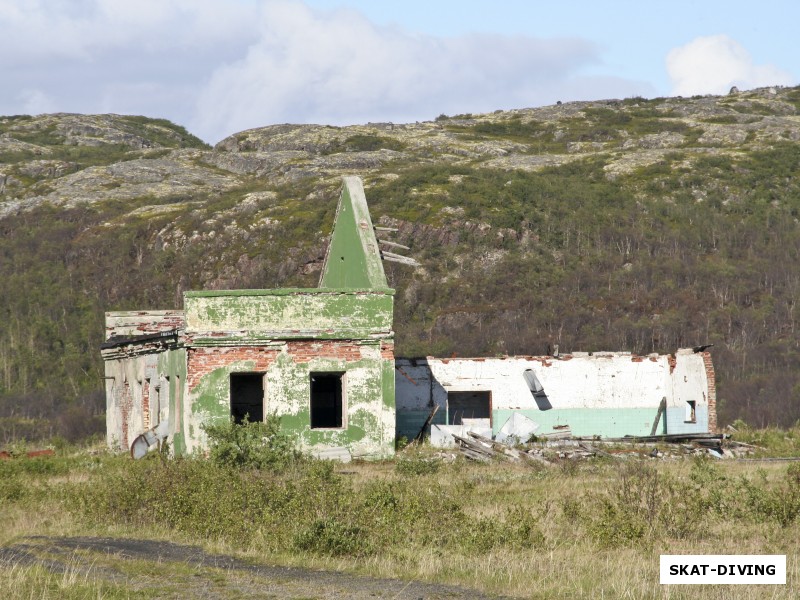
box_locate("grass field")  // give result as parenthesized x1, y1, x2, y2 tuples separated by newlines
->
(1, 427, 799, 599)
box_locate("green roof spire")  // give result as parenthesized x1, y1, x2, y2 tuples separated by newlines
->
(319, 176, 389, 289)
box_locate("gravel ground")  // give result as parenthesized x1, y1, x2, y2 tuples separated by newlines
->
(0, 536, 512, 599)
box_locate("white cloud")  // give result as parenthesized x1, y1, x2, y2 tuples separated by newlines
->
(667, 34, 794, 96)
(0, 0, 653, 143)
(191, 1, 652, 141)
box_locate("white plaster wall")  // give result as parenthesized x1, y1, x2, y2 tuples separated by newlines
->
(671, 349, 710, 408)
(395, 363, 436, 410)
(396, 351, 710, 413)
(104, 354, 148, 450)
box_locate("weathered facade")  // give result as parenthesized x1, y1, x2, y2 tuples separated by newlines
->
(103, 176, 719, 459)
(102, 176, 396, 460)
(395, 350, 716, 443)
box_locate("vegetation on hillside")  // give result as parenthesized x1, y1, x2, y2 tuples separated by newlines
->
(1, 89, 800, 441)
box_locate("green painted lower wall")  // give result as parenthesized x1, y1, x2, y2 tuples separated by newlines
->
(493, 407, 709, 438)
(397, 406, 709, 440)
(396, 410, 447, 441)
(185, 351, 395, 459)
(158, 348, 187, 455)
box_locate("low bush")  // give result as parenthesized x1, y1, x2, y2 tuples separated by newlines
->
(395, 453, 440, 476)
(201, 415, 302, 471)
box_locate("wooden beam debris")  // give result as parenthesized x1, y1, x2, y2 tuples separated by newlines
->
(378, 239, 411, 251)
(650, 397, 667, 436)
(380, 250, 420, 267)
(413, 404, 439, 444)
(447, 422, 762, 464)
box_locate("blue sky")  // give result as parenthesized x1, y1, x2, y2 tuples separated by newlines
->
(306, 0, 797, 93)
(1, 0, 796, 143)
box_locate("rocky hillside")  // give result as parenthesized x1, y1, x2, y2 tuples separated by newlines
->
(2, 86, 800, 440)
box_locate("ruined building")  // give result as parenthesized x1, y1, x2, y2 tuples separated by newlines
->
(395, 351, 716, 445)
(102, 176, 716, 459)
(102, 177, 396, 460)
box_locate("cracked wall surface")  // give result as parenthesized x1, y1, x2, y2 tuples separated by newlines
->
(395, 349, 715, 439)
(103, 177, 396, 460)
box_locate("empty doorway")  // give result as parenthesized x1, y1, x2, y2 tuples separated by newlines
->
(447, 390, 491, 425)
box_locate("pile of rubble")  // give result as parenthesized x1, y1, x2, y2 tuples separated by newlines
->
(449, 431, 759, 465)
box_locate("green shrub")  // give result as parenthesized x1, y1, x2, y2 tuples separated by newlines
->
(584, 461, 705, 546)
(293, 517, 370, 556)
(734, 467, 800, 528)
(202, 415, 301, 472)
(395, 453, 440, 476)
(0, 472, 26, 504)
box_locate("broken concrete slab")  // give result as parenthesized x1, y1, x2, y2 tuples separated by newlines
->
(495, 412, 540, 445)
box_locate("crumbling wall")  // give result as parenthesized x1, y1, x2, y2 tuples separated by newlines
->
(395, 350, 714, 439)
(184, 340, 395, 459)
(103, 311, 186, 453)
(105, 310, 184, 339)
(103, 343, 185, 452)
(103, 178, 397, 460)
(179, 289, 396, 459)
(184, 289, 393, 339)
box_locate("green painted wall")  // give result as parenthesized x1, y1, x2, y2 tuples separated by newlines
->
(493, 406, 709, 439)
(173, 177, 396, 459)
(158, 347, 187, 455)
(397, 407, 709, 441)
(186, 347, 395, 459)
(184, 289, 393, 339)
(319, 176, 388, 289)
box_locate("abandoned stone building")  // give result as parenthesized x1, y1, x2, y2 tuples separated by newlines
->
(102, 177, 396, 460)
(102, 176, 717, 459)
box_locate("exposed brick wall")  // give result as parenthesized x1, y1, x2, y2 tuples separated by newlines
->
(120, 380, 132, 449)
(187, 340, 393, 391)
(668, 354, 677, 374)
(287, 340, 364, 363)
(105, 311, 185, 340)
(703, 351, 717, 432)
(187, 347, 280, 390)
(142, 379, 150, 430)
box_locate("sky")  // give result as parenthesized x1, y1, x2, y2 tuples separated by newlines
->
(1, 0, 797, 144)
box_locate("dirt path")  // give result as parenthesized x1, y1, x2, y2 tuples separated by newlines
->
(1, 536, 511, 599)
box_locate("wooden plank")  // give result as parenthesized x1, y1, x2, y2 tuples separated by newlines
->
(378, 239, 411, 250)
(381, 254, 420, 267)
(460, 448, 491, 462)
(541, 428, 572, 440)
(453, 434, 496, 456)
(650, 396, 667, 436)
(413, 404, 439, 443)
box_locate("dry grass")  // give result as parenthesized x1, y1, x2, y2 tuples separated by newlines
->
(0, 557, 130, 600)
(1, 446, 799, 598)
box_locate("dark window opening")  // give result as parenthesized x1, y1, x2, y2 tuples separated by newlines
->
(685, 400, 697, 423)
(230, 373, 264, 424)
(447, 391, 491, 425)
(310, 373, 344, 429)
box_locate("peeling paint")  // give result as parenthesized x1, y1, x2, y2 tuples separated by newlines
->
(396, 351, 715, 440)
(103, 176, 396, 460)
